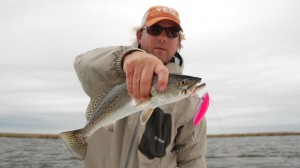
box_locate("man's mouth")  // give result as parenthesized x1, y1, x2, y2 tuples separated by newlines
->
(155, 47, 166, 50)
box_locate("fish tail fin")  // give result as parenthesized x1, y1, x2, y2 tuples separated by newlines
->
(59, 129, 87, 160)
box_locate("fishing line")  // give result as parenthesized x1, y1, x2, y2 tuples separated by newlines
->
(208, 96, 243, 168)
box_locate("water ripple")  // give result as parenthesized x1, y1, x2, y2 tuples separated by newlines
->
(1, 136, 299, 167)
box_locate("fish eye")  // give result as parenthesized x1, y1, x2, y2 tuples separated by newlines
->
(180, 80, 187, 86)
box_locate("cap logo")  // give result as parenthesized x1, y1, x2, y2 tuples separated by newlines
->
(155, 7, 177, 16)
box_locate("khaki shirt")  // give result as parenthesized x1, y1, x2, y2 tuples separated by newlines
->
(74, 46, 207, 168)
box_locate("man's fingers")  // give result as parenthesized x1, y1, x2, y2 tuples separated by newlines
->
(154, 64, 169, 92)
(124, 61, 134, 96)
(140, 64, 155, 99)
(132, 62, 143, 99)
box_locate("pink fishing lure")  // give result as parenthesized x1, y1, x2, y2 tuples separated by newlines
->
(193, 92, 210, 126)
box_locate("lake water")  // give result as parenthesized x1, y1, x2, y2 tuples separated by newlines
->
(0, 136, 299, 168)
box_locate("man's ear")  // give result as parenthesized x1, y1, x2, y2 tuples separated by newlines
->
(177, 37, 181, 51)
(136, 30, 142, 43)
(177, 42, 181, 50)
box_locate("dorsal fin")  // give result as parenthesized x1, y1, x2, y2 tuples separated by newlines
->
(85, 86, 112, 121)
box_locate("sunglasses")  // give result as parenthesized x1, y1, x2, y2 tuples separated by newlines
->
(143, 25, 181, 38)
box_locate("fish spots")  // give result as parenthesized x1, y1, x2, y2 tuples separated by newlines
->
(86, 86, 112, 121)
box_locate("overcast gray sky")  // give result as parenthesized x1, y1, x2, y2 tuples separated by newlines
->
(0, 0, 299, 134)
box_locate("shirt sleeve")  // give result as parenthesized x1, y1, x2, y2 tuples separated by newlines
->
(73, 46, 142, 98)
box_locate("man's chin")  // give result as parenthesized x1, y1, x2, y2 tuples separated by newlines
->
(153, 49, 167, 57)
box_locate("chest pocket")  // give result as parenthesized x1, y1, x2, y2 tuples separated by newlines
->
(138, 107, 172, 160)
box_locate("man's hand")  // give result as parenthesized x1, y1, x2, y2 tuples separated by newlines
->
(122, 51, 169, 100)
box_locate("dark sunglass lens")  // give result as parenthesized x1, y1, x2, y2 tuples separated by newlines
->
(147, 25, 162, 35)
(167, 27, 180, 38)
(146, 25, 180, 38)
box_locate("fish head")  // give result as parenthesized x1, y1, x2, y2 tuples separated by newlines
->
(151, 74, 206, 104)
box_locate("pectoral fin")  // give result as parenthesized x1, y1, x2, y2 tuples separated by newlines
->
(104, 123, 115, 133)
(140, 108, 154, 125)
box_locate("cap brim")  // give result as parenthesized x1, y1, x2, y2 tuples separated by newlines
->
(145, 17, 183, 31)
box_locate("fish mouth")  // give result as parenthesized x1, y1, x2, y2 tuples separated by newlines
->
(184, 81, 206, 95)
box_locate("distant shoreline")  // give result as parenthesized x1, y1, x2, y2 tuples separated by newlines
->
(1, 132, 300, 139)
(207, 132, 300, 138)
(0, 132, 59, 139)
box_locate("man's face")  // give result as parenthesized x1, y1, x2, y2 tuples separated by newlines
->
(138, 20, 181, 64)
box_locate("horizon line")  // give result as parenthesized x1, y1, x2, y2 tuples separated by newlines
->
(1, 131, 300, 139)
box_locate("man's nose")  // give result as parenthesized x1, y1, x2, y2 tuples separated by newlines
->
(158, 30, 167, 42)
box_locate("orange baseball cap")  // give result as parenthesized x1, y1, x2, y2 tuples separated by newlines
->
(141, 5, 183, 31)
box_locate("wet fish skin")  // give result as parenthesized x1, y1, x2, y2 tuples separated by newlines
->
(59, 73, 206, 160)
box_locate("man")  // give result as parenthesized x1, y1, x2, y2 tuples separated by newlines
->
(74, 5, 207, 168)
